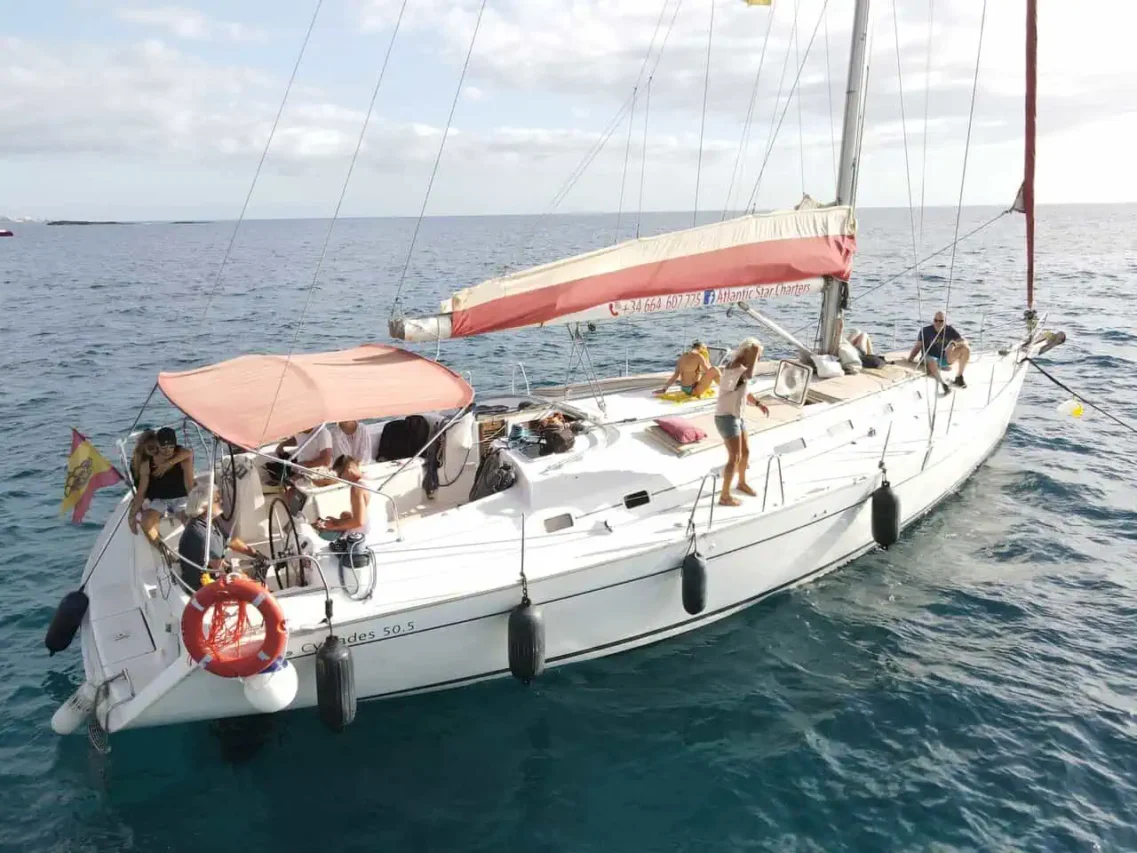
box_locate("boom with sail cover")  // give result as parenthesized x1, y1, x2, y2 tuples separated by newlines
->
(390, 207, 856, 342)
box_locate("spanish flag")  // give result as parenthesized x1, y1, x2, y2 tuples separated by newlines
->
(744, 0, 773, 5)
(61, 428, 123, 524)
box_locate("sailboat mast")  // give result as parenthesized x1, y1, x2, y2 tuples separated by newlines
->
(1024, 0, 1037, 311)
(818, 0, 873, 355)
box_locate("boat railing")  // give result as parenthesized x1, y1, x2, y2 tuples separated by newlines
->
(686, 472, 719, 538)
(510, 362, 532, 396)
(762, 455, 786, 511)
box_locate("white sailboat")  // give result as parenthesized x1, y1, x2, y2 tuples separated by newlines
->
(48, 0, 1065, 740)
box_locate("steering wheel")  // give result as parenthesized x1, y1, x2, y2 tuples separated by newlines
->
(216, 443, 239, 523)
(267, 497, 305, 589)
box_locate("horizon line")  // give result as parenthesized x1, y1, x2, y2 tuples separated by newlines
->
(7, 200, 1135, 225)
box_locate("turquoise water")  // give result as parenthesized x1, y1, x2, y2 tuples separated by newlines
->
(2, 207, 1136, 851)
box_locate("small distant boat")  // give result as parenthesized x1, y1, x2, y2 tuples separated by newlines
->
(0, 229, 13, 237)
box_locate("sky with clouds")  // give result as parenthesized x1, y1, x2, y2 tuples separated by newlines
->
(2, 0, 1134, 220)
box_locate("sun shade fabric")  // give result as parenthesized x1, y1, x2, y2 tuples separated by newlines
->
(438, 207, 855, 338)
(157, 344, 474, 449)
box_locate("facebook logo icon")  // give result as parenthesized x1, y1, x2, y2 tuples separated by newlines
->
(703, 290, 716, 305)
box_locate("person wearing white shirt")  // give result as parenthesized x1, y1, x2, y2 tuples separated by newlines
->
(330, 421, 373, 465)
(714, 338, 769, 506)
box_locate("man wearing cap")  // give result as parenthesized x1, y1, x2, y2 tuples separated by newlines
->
(655, 340, 721, 398)
(908, 311, 971, 395)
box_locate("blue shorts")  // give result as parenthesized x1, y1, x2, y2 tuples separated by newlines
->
(714, 415, 744, 439)
(143, 496, 187, 516)
(680, 383, 696, 395)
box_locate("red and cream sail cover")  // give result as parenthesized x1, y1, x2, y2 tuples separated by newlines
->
(391, 206, 856, 341)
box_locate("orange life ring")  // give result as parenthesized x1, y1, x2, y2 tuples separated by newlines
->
(181, 576, 288, 678)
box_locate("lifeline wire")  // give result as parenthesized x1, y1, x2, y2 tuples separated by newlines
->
(195, 0, 324, 335)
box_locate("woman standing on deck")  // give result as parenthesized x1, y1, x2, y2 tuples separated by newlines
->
(714, 338, 769, 506)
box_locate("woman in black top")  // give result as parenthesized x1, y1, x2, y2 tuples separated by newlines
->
(128, 427, 194, 544)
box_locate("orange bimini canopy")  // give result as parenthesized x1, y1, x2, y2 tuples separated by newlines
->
(157, 344, 474, 449)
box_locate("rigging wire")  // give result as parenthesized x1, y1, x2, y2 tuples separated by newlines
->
(919, 0, 936, 248)
(194, 0, 323, 335)
(506, 0, 681, 266)
(793, 1, 805, 198)
(722, 0, 777, 220)
(942, 0, 988, 322)
(747, 0, 831, 212)
(637, 77, 653, 238)
(1024, 360, 1137, 438)
(614, 86, 638, 243)
(256, 0, 410, 446)
(390, 0, 489, 320)
(853, 210, 1007, 303)
(891, 0, 924, 322)
(823, 6, 837, 196)
(693, 0, 715, 227)
(750, 1, 799, 212)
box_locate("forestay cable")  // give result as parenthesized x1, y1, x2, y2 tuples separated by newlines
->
(390, 0, 489, 320)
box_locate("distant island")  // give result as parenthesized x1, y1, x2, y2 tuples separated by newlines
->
(43, 219, 214, 226)
(46, 220, 130, 226)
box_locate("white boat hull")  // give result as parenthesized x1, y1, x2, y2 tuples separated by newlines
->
(74, 350, 1031, 733)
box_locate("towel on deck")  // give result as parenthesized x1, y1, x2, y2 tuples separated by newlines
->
(658, 387, 716, 403)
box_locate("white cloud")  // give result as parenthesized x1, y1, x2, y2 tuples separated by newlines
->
(3, 0, 1137, 217)
(114, 6, 268, 42)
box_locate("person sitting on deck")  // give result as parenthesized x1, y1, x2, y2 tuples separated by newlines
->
(128, 427, 194, 544)
(714, 338, 770, 507)
(313, 455, 373, 539)
(177, 484, 262, 590)
(330, 420, 373, 463)
(907, 311, 971, 395)
(276, 425, 334, 472)
(655, 340, 720, 398)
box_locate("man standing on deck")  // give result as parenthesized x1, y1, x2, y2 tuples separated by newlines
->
(908, 311, 971, 395)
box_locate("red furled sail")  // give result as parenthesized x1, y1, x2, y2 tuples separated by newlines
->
(390, 207, 856, 342)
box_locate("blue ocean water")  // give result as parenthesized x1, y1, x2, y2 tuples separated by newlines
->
(1, 206, 1136, 852)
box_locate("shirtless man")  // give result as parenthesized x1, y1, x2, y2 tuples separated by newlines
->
(655, 341, 721, 397)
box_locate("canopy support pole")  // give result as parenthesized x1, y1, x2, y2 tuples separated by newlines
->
(818, 0, 872, 355)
